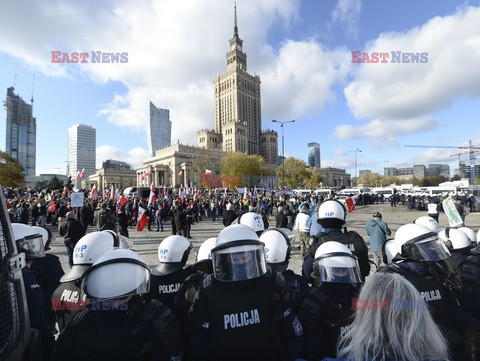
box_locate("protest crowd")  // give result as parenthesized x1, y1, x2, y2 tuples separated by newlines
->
(3, 183, 480, 361)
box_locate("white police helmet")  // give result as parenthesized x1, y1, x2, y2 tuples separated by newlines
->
(212, 224, 267, 282)
(313, 241, 362, 284)
(259, 229, 292, 272)
(317, 200, 346, 228)
(152, 235, 192, 276)
(11, 223, 45, 259)
(82, 249, 150, 300)
(394, 223, 450, 262)
(414, 216, 440, 233)
(457, 227, 476, 245)
(383, 239, 398, 264)
(277, 228, 296, 245)
(477, 229, 480, 245)
(438, 227, 472, 251)
(60, 231, 121, 282)
(197, 237, 217, 262)
(233, 212, 265, 235)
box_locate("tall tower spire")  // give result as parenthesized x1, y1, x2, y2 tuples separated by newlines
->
(234, 2, 238, 36)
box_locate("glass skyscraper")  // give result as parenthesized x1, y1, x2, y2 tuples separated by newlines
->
(148, 102, 171, 157)
(308, 142, 320, 168)
(5, 87, 36, 176)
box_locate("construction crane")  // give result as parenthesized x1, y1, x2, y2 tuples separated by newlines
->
(404, 140, 480, 186)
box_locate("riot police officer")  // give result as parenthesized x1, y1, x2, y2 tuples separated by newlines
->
(384, 223, 480, 360)
(299, 241, 363, 360)
(302, 199, 370, 284)
(51, 230, 123, 331)
(52, 249, 183, 360)
(11, 223, 55, 360)
(147, 235, 195, 310)
(188, 224, 303, 361)
(260, 228, 308, 311)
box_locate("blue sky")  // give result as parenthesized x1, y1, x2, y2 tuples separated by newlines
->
(1, 0, 480, 178)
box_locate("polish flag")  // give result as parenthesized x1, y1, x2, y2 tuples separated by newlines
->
(119, 195, 127, 207)
(141, 173, 145, 180)
(110, 185, 115, 201)
(89, 184, 98, 199)
(345, 197, 355, 213)
(144, 166, 152, 177)
(148, 183, 157, 206)
(178, 170, 183, 176)
(47, 193, 56, 214)
(80, 168, 85, 178)
(205, 169, 212, 175)
(63, 186, 68, 195)
(136, 205, 148, 231)
(75, 171, 81, 180)
(163, 186, 167, 197)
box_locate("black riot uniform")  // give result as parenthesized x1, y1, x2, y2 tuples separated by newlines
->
(148, 266, 196, 311)
(188, 269, 303, 361)
(51, 279, 89, 332)
(51, 298, 182, 361)
(302, 229, 370, 283)
(299, 282, 360, 360)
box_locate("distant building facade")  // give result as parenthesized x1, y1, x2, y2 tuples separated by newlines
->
(88, 160, 136, 192)
(320, 167, 351, 188)
(197, 4, 277, 165)
(5, 87, 36, 176)
(68, 124, 96, 179)
(307, 142, 320, 168)
(385, 163, 450, 180)
(148, 102, 171, 156)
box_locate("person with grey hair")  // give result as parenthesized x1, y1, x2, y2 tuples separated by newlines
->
(325, 272, 450, 361)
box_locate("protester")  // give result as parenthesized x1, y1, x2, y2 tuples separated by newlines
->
(365, 211, 391, 268)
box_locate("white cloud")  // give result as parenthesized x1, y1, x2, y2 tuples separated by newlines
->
(96, 145, 150, 169)
(331, 0, 362, 38)
(342, 6, 480, 138)
(0, 0, 352, 147)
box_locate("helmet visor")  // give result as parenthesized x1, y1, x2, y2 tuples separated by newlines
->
(17, 234, 45, 258)
(408, 238, 451, 261)
(313, 254, 362, 284)
(212, 244, 267, 282)
(82, 258, 150, 300)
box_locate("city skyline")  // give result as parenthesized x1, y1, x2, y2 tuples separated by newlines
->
(1, 1, 480, 177)
(147, 102, 171, 157)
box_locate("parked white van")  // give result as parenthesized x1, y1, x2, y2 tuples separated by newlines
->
(372, 187, 395, 200)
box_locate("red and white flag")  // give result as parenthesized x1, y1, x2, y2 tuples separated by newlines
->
(144, 166, 152, 177)
(163, 186, 167, 197)
(47, 193, 56, 214)
(148, 183, 157, 206)
(63, 186, 68, 195)
(205, 169, 212, 175)
(136, 205, 148, 231)
(75, 171, 81, 180)
(118, 195, 127, 207)
(80, 168, 85, 178)
(110, 185, 115, 201)
(89, 184, 98, 199)
(178, 170, 183, 176)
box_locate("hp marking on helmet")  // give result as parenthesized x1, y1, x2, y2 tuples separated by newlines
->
(324, 212, 335, 217)
(75, 245, 87, 253)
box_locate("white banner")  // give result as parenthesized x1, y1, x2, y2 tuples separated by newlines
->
(442, 197, 463, 227)
(70, 192, 84, 208)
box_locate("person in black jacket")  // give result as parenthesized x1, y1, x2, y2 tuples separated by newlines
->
(174, 204, 187, 237)
(223, 202, 237, 227)
(275, 206, 288, 228)
(117, 206, 130, 237)
(58, 211, 86, 267)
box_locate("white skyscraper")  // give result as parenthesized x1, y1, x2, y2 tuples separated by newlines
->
(148, 102, 171, 156)
(68, 124, 96, 179)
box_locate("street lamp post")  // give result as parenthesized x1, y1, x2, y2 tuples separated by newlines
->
(272, 119, 295, 188)
(349, 148, 361, 186)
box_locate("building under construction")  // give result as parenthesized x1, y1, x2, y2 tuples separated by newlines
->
(4, 87, 36, 176)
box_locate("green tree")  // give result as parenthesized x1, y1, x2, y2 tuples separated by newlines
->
(305, 167, 323, 189)
(221, 152, 273, 187)
(356, 172, 383, 187)
(277, 157, 310, 189)
(35, 180, 49, 190)
(0, 151, 25, 188)
(48, 176, 64, 190)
